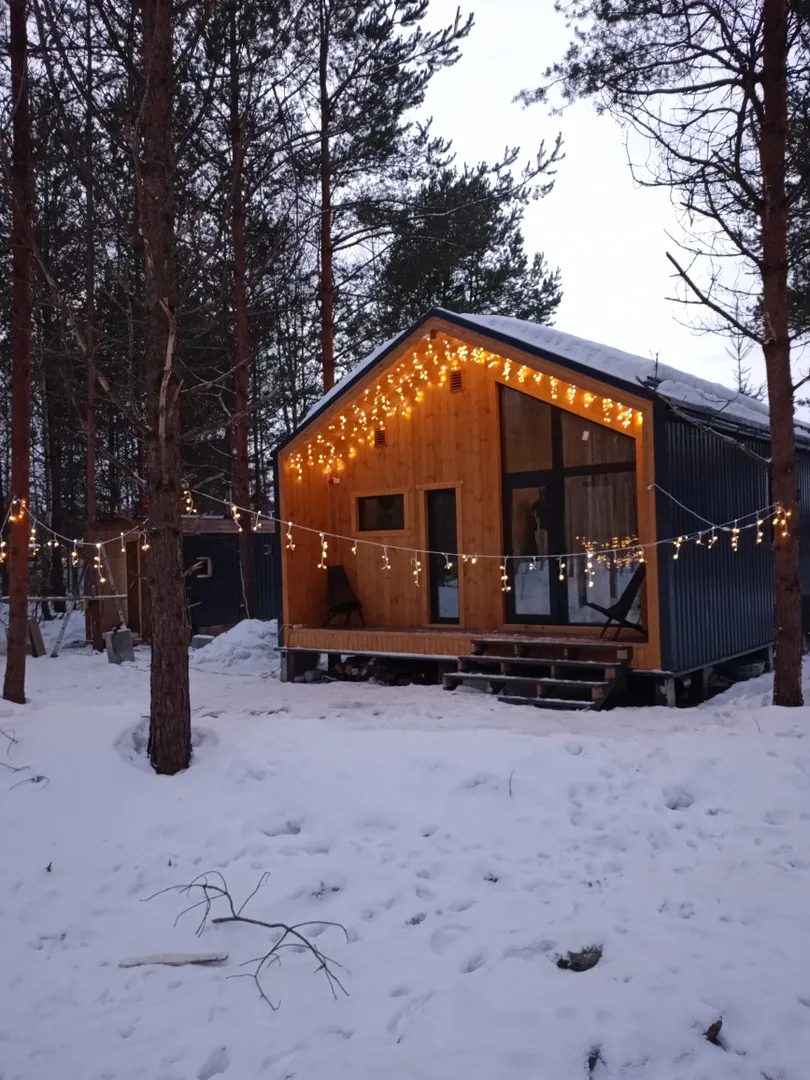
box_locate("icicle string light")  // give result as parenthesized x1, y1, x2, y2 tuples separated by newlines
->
(286, 335, 645, 479)
(317, 532, 328, 570)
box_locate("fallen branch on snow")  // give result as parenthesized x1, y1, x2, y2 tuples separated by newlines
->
(144, 871, 349, 1010)
(119, 952, 229, 968)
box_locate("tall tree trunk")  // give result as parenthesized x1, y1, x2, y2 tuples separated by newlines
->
(84, 0, 103, 650)
(138, 0, 191, 773)
(3, 0, 32, 705)
(760, 0, 802, 706)
(229, 0, 254, 615)
(318, 0, 335, 392)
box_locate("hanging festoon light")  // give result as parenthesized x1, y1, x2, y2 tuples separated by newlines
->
(381, 546, 391, 570)
(251, 511, 262, 532)
(286, 521, 296, 550)
(140, 531, 150, 552)
(231, 504, 242, 532)
(8, 497, 25, 523)
(71, 540, 79, 567)
(756, 518, 764, 544)
(731, 521, 740, 552)
(558, 558, 566, 581)
(586, 549, 595, 586)
(444, 553, 453, 571)
(120, 531, 126, 553)
(708, 529, 718, 549)
(183, 487, 197, 514)
(318, 532, 328, 570)
(0, 540, 6, 563)
(411, 556, 422, 587)
(773, 504, 791, 538)
(500, 562, 511, 592)
(94, 542, 106, 584)
(673, 536, 684, 561)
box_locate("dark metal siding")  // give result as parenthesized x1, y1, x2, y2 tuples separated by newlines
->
(183, 535, 242, 630)
(654, 410, 773, 671)
(253, 532, 278, 621)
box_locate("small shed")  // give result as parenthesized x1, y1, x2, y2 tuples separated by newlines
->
(272, 309, 810, 704)
(91, 514, 277, 641)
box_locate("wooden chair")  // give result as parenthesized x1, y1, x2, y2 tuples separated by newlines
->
(585, 562, 646, 639)
(325, 565, 364, 626)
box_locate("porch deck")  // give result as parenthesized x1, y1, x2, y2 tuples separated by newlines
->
(281, 623, 652, 669)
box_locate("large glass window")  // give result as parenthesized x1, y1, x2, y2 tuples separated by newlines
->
(500, 383, 641, 628)
(499, 386, 553, 473)
(357, 493, 405, 532)
(564, 472, 639, 624)
(561, 411, 636, 468)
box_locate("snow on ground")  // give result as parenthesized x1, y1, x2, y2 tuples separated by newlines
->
(189, 618, 279, 677)
(2, 629, 810, 1080)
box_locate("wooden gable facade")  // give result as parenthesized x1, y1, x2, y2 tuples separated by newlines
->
(276, 313, 663, 671)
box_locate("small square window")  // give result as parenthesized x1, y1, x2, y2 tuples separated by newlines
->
(357, 494, 405, 532)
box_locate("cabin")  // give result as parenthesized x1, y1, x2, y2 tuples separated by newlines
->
(91, 515, 277, 641)
(273, 309, 810, 708)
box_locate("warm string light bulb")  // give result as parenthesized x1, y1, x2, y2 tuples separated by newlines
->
(382, 547, 391, 571)
(251, 512, 263, 532)
(444, 553, 453, 571)
(183, 488, 197, 514)
(756, 518, 764, 544)
(708, 530, 718, 549)
(71, 540, 79, 567)
(140, 531, 150, 552)
(411, 556, 422, 587)
(318, 532, 328, 570)
(673, 536, 684, 560)
(731, 522, 740, 552)
(120, 532, 126, 553)
(558, 559, 566, 581)
(286, 522, 296, 550)
(8, 497, 25, 523)
(500, 562, 511, 592)
(773, 505, 791, 538)
(231, 505, 242, 533)
(0, 540, 6, 563)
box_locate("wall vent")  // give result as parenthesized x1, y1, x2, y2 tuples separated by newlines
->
(449, 369, 464, 393)
(374, 427, 387, 448)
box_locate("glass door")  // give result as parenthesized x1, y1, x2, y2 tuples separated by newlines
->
(504, 484, 555, 622)
(426, 488, 460, 624)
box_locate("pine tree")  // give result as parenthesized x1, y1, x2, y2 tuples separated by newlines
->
(368, 157, 562, 338)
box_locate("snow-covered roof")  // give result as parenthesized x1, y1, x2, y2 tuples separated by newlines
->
(291, 308, 810, 444)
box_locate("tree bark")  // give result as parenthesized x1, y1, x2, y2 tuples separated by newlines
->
(760, 0, 802, 706)
(85, 0, 103, 650)
(3, 0, 33, 705)
(318, 0, 335, 392)
(229, 0, 254, 616)
(138, 0, 191, 773)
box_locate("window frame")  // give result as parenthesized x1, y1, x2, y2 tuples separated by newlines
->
(353, 489, 410, 536)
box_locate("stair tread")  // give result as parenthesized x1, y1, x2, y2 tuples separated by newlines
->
(447, 671, 605, 690)
(472, 635, 632, 650)
(460, 655, 622, 671)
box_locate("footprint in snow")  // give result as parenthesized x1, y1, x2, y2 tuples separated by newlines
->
(460, 950, 486, 974)
(429, 924, 468, 954)
(198, 1045, 230, 1078)
(663, 784, 694, 811)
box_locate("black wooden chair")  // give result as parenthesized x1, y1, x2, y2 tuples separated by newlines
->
(325, 565, 364, 626)
(585, 562, 646, 639)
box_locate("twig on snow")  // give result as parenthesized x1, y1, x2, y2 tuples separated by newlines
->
(144, 871, 350, 1010)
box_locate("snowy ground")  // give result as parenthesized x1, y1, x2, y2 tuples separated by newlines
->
(2, 622, 810, 1079)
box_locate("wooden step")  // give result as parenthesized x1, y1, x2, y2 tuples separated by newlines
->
(443, 671, 607, 701)
(470, 636, 632, 662)
(458, 655, 619, 678)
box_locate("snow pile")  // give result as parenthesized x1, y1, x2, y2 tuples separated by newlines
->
(189, 617, 278, 676)
(3, 655, 810, 1078)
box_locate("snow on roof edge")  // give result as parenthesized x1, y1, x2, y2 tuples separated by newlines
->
(292, 309, 810, 444)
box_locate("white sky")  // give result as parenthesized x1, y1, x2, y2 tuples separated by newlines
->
(422, 0, 759, 392)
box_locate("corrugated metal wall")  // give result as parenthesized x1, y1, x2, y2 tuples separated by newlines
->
(654, 409, 774, 671)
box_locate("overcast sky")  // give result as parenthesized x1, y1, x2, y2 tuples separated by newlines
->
(421, 0, 758, 392)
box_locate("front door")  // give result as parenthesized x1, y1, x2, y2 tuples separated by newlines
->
(426, 487, 460, 624)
